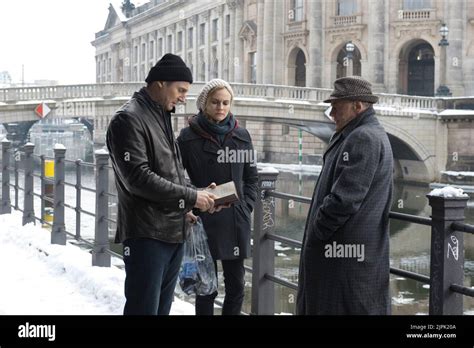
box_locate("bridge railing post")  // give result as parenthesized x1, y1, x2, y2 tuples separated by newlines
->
(22, 143, 35, 225)
(427, 194, 469, 315)
(1, 139, 12, 214)
(251, 168, 279, 315)
(75, 160, 82, 240)
(52, 144, 67, 245)
(92, 149, 110, 267)
(14, 148, 19, 210)
(40, 155, 45, 225)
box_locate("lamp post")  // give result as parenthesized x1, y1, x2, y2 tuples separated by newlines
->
(436, 23, 452, 96)
(345, 41, 355, 76)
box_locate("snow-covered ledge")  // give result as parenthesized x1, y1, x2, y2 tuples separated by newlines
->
(428, 186, 469, 198)
(426, 185, 469, 315)
(53, 143, 66, 151)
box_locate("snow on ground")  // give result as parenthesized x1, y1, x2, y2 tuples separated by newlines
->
(428, 186, 469, 198)
(0, 211, 194, 315)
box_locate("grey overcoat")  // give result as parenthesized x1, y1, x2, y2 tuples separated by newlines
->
(296, 106, 393, 315)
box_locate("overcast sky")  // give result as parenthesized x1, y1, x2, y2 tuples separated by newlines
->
(0, 0, 147, 85)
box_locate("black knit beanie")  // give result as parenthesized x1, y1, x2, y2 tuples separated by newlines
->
(145, 53, 193, 84)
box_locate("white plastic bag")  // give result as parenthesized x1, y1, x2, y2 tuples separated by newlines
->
(179, 217, 217, 296)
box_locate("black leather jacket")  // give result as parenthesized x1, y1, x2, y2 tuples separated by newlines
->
(106, 88, 197, 244)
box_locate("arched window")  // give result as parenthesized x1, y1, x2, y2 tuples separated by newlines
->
(407, 43, 434, 96)
(336, 45, 361, 78)
(295, 50, 306, 87)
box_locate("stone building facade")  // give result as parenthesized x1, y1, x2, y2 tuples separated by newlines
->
(91, 0, 474, 174)
(92, 0, 474, 96)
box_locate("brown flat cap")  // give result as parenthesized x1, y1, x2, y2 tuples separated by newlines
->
(324, 76, 379, 104)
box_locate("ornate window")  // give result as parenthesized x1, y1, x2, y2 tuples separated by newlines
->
(337, 0, 357, 16)
(249, 52, 257, 84)
(290, 0, 304, 22)
(403, 0, 431, 10)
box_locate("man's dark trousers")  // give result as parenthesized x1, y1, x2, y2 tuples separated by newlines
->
(123, 238, 184, 315)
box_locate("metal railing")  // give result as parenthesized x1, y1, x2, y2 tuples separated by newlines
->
(1, 140, 120, 265)
(1, 140, 473, 315)
(250, 170, 474, 315)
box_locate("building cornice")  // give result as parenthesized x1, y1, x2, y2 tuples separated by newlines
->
(390, 20, 441, 39)
(325, 24, 366, 43)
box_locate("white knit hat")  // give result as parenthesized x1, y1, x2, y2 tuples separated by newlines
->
(196, 79, 234, 111)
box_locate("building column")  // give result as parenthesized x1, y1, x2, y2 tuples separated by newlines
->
(219, 5, 225, 79)
(445, 0, 465, 96)
(217, 5, 226, 79)
(234, 0, 244, 83)
(367, 0, 385, 91)
(256, 0, 265, 83)
(272, 1, 284, 85)
(307, 0, 323, 87)
(228, 2, 236, 82)
(262, 0, 274, 84)
(125, 38, 132, 82)
(190, 16, 198, 80)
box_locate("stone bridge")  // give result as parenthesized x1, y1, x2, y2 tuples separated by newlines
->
(1, 82, 473, 182)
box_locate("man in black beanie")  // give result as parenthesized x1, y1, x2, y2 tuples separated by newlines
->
(106, 53, 217, 315)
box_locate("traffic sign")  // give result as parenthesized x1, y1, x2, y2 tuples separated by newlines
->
(35, 102, 51, 118)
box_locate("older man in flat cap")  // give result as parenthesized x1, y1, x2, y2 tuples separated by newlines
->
(297, 76, 394, 315)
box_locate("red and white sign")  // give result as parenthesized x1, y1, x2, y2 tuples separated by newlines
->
(34, 102, 51, 119)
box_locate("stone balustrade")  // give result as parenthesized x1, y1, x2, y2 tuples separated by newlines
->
(0, 82, 468, 111)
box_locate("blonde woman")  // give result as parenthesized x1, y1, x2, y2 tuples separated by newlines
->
(177, 79, 258, 315)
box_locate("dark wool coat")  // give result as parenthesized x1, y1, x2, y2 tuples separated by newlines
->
(296, 107, 394, 315)
(106, 88, 197, 244)
(177, 115, 258, 260)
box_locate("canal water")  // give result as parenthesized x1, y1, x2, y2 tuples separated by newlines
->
(243, 170, 474, 315)
(12, 138, 474, 315)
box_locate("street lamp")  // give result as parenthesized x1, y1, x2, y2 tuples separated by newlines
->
(345, 41, 355, 76)
(436, 23, 452, 96)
